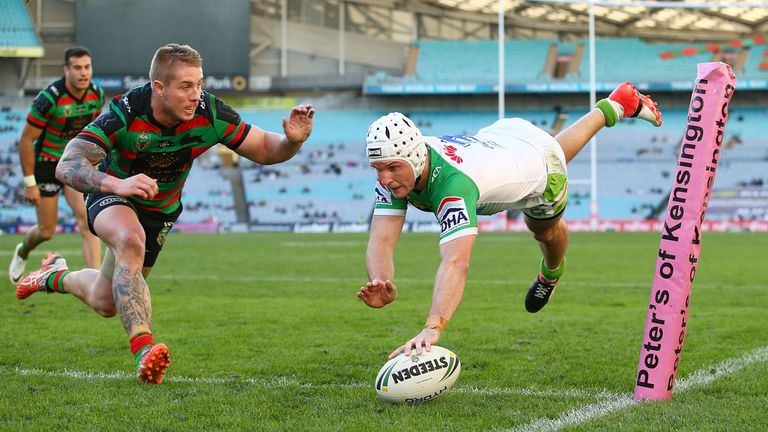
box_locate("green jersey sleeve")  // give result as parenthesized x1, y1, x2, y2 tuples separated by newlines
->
(372, 180, 407, 216)
(430, 174, 479, 244)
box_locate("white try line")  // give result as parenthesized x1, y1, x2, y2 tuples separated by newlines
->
(506, 344, 768, 432)
(8, 366, 621, 400)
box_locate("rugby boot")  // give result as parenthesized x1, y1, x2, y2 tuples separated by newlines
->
(596, 81, 663, 127)
(16, 252, 68, 300)
(525, 273, 559, 313)
(136, 343, 171, 384)
(8, 242, 27, 285)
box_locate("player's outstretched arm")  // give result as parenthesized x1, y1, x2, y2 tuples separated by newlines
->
(388, 234, 476, 359)
(358, 215, 404, 308)
(235, 104, 315, 165)
(57, 138, 158, 199)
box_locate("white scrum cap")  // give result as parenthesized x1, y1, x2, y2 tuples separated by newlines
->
(365, 112, 427, 180)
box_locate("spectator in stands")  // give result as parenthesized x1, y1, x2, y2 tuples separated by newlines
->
(357, 82, 662, 358)
(16, 44, 315, 385)
(9, 46, 105, 284)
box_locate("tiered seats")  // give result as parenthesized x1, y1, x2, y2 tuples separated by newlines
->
(397, 38, 768, 86)
(0, 1, 41, 49)
(1, 106, 767, 226)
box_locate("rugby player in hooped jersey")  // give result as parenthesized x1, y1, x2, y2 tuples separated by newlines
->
(357, 82, 662, 359)
(16, 44, 315, 384)
(8, 46, 105, 285)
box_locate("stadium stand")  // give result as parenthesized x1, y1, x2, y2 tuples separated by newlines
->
(3, 104, 767, 227)
(368, 38, 768, 89)
(0, 1, 41, 52)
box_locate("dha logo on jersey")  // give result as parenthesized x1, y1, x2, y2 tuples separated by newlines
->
(437, 197, 470, 234)
(374, 180, 392, 205)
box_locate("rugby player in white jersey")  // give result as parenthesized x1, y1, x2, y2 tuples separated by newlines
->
(357, 82, 663, 358)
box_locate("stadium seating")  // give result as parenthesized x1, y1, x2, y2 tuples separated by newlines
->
(0, 1, 41, 49)
(368, 38, 768, 87)
(2, 104, 767, 228)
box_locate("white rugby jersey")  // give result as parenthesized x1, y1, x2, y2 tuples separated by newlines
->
(373, 118, 567, 243)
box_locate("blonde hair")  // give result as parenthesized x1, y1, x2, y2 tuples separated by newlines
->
(149, 43, 203, 83)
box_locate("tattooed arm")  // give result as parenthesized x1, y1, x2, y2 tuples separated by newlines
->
(56, 138, 158, 199)
(56, 138, 109, 193)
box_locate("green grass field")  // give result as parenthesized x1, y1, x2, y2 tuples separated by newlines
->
(1, 231, 766, 431)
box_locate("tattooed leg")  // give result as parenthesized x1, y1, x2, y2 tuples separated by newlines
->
(112, 264, 152, 335)
(91, 204, 150, 336)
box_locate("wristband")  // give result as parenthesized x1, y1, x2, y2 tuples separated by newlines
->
(424, 316, 449, 332)
(23, 175, 36, 188)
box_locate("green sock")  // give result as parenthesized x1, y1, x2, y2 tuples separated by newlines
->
(45, 270, 69, 294)
(540, 257, 566, 282)
(18, 241, 29, 258)
(134, 346, 151, 366)
(595, 98, 621, 127)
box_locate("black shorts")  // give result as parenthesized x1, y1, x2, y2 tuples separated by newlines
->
(34, 160, 63, 197)
(85, 193, 181, 267)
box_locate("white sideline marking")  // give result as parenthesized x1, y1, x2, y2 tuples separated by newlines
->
(507, 345, 768, 432)
(9, 367, 620, 400)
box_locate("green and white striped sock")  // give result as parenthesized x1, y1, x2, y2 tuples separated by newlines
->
(595, 98, 624, 127)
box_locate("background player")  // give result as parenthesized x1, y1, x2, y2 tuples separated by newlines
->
(8, 46, 104, 284)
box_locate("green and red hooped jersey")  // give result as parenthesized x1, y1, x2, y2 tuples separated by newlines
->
(26, 77, 105, 161)
(76, 83, 251, 215)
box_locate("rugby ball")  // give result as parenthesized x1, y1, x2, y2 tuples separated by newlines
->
(374, 345, 461, 404)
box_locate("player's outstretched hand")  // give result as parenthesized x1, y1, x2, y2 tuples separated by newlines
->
(115, 174, 158, 199)
(357, 278, 397, 308)
(389, 327, 441, 359)
(283, 104, 315, 144)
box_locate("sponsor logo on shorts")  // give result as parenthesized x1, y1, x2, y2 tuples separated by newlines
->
(98, 196, 130, 207)
(39, 183, 61, 194)
(156, 222, 173, 246)
(367, 147, 382, 157)
(436, 196, 470, 234)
